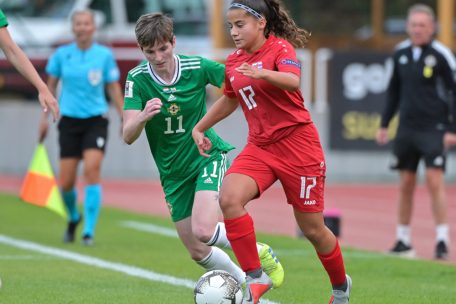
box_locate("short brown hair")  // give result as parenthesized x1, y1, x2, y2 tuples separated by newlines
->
(135, 13, 174, 48)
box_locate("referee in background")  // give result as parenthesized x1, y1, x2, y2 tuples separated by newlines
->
(376, 4, 456, 260)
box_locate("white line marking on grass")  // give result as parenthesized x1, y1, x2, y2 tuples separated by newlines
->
(0, 255, 54, 260)
(0, 235, 281, 304)
(0, 234, 193, 288)
(120, 220, 178, 238)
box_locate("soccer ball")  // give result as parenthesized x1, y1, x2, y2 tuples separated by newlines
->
(194, 270, 243, 304)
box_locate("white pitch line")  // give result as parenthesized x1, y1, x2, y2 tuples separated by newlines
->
(0, 255, 54, 260)
(0, 234, 194, 289)
(0, 234, 281, 304)
(120, 220, 178, 238)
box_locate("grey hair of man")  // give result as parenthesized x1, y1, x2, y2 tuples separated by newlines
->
(407, 3, 435, 22)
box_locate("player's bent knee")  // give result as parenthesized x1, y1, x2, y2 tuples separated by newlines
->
(218, 192, 243, 215)
(192, 226, 213, 244)
(302, 226, 327, 244)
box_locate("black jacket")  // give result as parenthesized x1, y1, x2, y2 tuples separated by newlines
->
(381, 39, 456, 133)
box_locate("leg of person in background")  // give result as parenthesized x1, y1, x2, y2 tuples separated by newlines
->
(294, 210, 351, 304)
(390, 170, 416, 257)
(426, 167, 449, 259)
(174, 216, 245, 284)
(60, 158, 81, 243)
(82, 149, 104, 246)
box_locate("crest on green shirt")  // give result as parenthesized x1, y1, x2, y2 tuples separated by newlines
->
(167, 103, 180, 116)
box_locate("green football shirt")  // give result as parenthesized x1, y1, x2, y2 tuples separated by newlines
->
(0, 10, 8, 28)
(124, 54, 234, 179)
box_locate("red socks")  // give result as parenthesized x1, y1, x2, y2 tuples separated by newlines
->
(317, 241, 347, 286)
(225, 213, 347, 287)
(225, 213, 260, 273)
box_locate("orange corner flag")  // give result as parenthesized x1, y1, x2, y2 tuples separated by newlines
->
(20, 144, 67, 218)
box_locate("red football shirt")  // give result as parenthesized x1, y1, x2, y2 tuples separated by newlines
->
(224, 35, 312, 145)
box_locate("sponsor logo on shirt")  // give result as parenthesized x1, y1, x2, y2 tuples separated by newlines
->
(303, 200, 316, 205)
(168, 94, 176, 102)
(203, 177, 213, 184)
(125, 81, 134, 98)
(280, 59, 301, 68)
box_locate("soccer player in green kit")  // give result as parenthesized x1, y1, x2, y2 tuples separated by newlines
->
(123, 13, 284, 287)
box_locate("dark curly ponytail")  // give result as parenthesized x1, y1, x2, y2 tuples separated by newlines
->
(229, 0, 310, 48)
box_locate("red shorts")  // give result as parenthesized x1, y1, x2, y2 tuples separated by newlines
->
(226, 123, 326, 212)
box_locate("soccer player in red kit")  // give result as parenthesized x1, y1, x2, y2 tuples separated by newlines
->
(192, 1, 352, 303)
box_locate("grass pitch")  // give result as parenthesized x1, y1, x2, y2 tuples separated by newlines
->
(0, 192, 455, 303)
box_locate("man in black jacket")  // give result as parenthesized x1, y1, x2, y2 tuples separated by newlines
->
(376, 4, 456, 260)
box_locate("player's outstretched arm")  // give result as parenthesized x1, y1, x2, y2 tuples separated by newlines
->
(195, 95, 238, 132)
(0, 27, 59, 121)
(192, 95, 238, 157)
